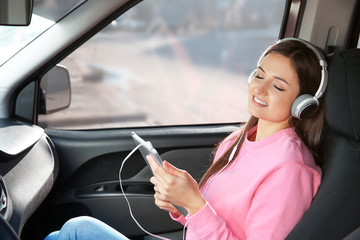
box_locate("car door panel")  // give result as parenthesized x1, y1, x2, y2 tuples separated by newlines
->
(29, 124, 238, 238)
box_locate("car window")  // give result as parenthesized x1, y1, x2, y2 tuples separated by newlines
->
(38, 0, 286, 130)
(0, 0, 84, 66)
(0, 15, 54, 66)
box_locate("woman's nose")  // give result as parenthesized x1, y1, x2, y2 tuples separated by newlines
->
(252, 80, 268, 95)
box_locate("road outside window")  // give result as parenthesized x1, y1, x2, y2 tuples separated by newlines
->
(38, 0, 285, 130)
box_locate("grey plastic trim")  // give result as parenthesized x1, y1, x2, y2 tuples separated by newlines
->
(0, 119, 44, 160)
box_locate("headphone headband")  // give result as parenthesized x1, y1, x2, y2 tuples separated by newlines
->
(277, 38, 328, 100)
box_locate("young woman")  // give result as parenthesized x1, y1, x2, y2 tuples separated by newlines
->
(44, 38, 326, 240)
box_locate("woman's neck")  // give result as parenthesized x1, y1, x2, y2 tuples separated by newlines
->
(254, 119, 291, 141)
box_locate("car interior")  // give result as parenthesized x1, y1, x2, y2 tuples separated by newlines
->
(0, 0, 359, 240)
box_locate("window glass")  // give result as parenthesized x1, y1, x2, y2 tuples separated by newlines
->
(0, 0, 83, 66)
(0, 15, 54, 66)
(38, 0, 286, 130)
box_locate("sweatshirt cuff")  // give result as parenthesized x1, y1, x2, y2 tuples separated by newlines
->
(185, 202, 223, 236)
(170, 212, 187, 225)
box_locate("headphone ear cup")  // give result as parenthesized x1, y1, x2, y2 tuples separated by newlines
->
(248, 70, 257, 85)
(291, 94, 319, 119)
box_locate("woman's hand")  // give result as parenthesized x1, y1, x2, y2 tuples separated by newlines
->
(150, 176, 182, 217)
(147, 155, 206, 216)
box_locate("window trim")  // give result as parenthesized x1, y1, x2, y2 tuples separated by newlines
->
(347, 0, 360, 48)
(279, 0, 306, 38)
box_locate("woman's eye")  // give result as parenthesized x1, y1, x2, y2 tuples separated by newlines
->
(274, 84, 284, 91)
(255, 75, 264, 79)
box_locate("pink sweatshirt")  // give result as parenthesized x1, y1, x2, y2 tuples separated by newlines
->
(171, 126, 322, 239)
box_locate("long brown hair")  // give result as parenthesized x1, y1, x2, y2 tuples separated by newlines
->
(199, 40, 326, 188)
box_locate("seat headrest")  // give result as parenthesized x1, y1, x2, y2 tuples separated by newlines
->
(325, 49, 360, 142)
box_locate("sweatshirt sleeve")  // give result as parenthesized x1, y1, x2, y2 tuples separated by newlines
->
(245, 163, 317, 240)
(185, 202, 240, 239)
(179, 163, 317, 240)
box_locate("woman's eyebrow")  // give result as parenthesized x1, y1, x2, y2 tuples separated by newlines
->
(257, 66, 265, 73)
(257, 66, 289, 85)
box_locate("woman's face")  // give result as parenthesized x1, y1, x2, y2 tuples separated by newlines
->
(248, 52, 300, 126)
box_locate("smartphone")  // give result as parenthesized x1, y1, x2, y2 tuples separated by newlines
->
(131, 132, 163, 168)
(131, 132, 188, 216)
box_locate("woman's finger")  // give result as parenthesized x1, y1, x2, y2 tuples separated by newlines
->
(150, 176, 157, 185)
(154, 196, 181, 214)
(153, 184, 161, 193)
(163, 161, 187, 178)
(146, 155, 168, 182)
(154, 191, 167, 201)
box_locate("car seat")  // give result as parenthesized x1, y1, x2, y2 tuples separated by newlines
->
(286, 49, 360, 239)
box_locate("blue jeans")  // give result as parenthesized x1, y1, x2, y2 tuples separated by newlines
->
(44, 216, 129, 240)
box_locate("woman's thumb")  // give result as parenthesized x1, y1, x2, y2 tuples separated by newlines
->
(163, 161, 185, 177)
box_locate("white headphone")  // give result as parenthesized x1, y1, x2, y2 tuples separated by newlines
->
(248, 38, 328, 120)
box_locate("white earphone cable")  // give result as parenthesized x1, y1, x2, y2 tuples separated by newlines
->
(119, 142, 171, 240)
(203, 123, 247, 197)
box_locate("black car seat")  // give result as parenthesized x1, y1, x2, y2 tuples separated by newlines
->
(286, 49, 360, 239)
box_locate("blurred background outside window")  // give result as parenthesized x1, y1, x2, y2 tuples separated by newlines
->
(38, 0, 286, 129)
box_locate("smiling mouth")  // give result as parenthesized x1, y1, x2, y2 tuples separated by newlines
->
(253, 96, 269, 106)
